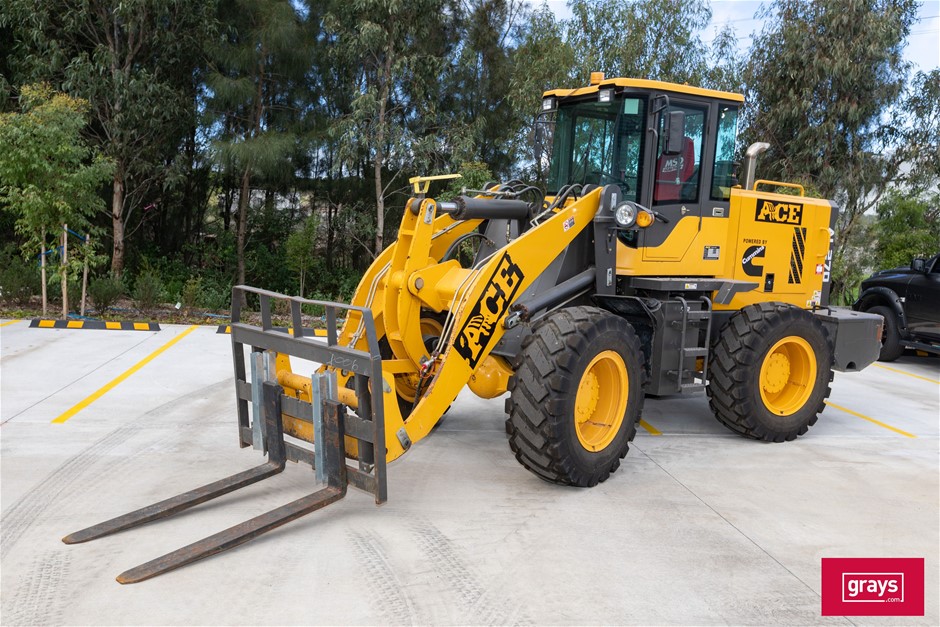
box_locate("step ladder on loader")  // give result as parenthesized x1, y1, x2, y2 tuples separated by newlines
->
(63, 286, 387, 583)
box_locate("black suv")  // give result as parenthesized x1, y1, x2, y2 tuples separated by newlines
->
(853, 253, 940, 361)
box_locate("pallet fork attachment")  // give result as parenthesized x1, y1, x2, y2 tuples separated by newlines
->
(63, 286, 387, 583)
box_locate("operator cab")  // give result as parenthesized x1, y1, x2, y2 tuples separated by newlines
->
(539, 74, 744, 260)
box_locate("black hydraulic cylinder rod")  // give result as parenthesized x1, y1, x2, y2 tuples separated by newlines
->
(437, 195, 531, 220)
(510, 268, 596, 322)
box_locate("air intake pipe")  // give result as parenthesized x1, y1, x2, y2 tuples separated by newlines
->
(743, 142, 770, 190)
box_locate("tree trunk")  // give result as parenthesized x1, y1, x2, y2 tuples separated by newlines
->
(81, 233, 90, 316)
(374, 34, 394, 255)
(236, 166, 251, 306)
(61, 224, 68, 318)
(374, 146, 385, 254)
(111, 172, 126, 277)
(40, 238, 47, 317)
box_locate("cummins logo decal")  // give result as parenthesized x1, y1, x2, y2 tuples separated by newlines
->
(788, 227, 807, 284)
(742, 245, 766, 277)
(454, 252, 524, 368)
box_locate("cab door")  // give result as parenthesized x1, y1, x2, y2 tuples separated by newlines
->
(640, 99, 708, 261)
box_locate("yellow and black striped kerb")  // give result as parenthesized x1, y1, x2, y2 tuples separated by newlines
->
(216, 324, 326, 337)
(30, 319, 160, 331)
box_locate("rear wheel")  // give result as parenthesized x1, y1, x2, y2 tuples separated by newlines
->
(869, 305, 904, 362)
(707, 302, 833, 442)
(505, 306, 644, 487)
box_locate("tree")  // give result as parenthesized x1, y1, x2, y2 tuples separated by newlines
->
(325, 0, 452, 254)
(5, 0, 217, 277)
(874, 192, 940, 271)
(894, 69, 940, 195)
(743, 0, 918, 302)
(285, 213, 319, 297)
(566, 0, 712, 85)
(0, 84, 112, 314)
(207, 0, 310, 302)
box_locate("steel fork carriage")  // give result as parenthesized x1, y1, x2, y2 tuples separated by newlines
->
(63, 286, 387, 583)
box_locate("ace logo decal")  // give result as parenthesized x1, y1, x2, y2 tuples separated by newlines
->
(454, 252, 524, 368)
(755, 198, 804, 225)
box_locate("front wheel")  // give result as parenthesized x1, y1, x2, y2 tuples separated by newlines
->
(505, 306, 644, 487)
(707, 303, 833, 442)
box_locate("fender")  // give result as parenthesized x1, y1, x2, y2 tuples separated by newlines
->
(855, 286, 908, 332)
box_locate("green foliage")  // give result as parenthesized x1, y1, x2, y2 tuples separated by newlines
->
(133, 270, 165, 311)
(744, 0, 918, 304)
(0, 245, 40, 305)
(566, 0, 712, 85)
(0, 0, 931, 317)
(88, 275, 125, 314)
(286, 213, 320, 297)
(874, 192, 940, 270)
(438, 162, 495, 200)
(0, 84, 111, 260)
(180, 276, 202, 314)
(5, 0, 217, 276)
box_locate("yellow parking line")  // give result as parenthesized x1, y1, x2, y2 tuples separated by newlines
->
(639, 419, 662, 435)
(873, 363, 939, 385)
(0, 319, 23, 327)
(824, 401, 916, 438)
(52, 325, 199, 424)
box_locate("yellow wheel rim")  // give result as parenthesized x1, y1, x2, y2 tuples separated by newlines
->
(759, 335, 817, 416)
(574, 350, 629, 452)
(395, 317, 445, 403)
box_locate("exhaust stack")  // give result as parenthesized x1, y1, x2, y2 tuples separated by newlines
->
(743, 142, 770, 190)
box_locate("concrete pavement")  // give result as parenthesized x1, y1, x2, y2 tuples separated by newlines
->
(1, 319, 937, 625)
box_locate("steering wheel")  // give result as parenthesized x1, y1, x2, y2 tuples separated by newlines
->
(591, 169, 632, 192)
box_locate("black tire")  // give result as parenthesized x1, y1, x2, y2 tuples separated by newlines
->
(504, 306, 644, 487)
(707, 302, 833, 442)
(869, 305, 904, 362)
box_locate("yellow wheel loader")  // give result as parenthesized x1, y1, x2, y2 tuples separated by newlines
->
(65, 74, 883, 582)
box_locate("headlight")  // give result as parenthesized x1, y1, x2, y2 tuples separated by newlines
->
(614, 202, 637, 227)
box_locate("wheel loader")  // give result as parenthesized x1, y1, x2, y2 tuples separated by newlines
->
(65, 73, 884, 582)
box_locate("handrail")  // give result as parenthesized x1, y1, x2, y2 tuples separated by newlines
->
(753, 180, 805, 196)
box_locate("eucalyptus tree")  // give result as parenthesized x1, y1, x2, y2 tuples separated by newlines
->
(744, 0, 918, 301)
(4, 0, 217, 277)
(206, 0, 311, 297)
(324, 0, 454, 254)
(565, 0, 712, 85)
(0, 85, 112, 313)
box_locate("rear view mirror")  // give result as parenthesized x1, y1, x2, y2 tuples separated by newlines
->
(911, 258, 927, 273)
(663, 110, 686, 155)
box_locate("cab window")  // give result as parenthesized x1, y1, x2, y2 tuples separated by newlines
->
(711, 106, 739, 200)
(653, 104, 706, 205)
(547, 97, 646, 201)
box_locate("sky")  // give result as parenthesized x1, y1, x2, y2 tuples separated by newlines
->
(543, 0, 940, 75)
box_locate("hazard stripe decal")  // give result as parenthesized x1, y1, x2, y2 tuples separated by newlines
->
(788, 227, 806, 284)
